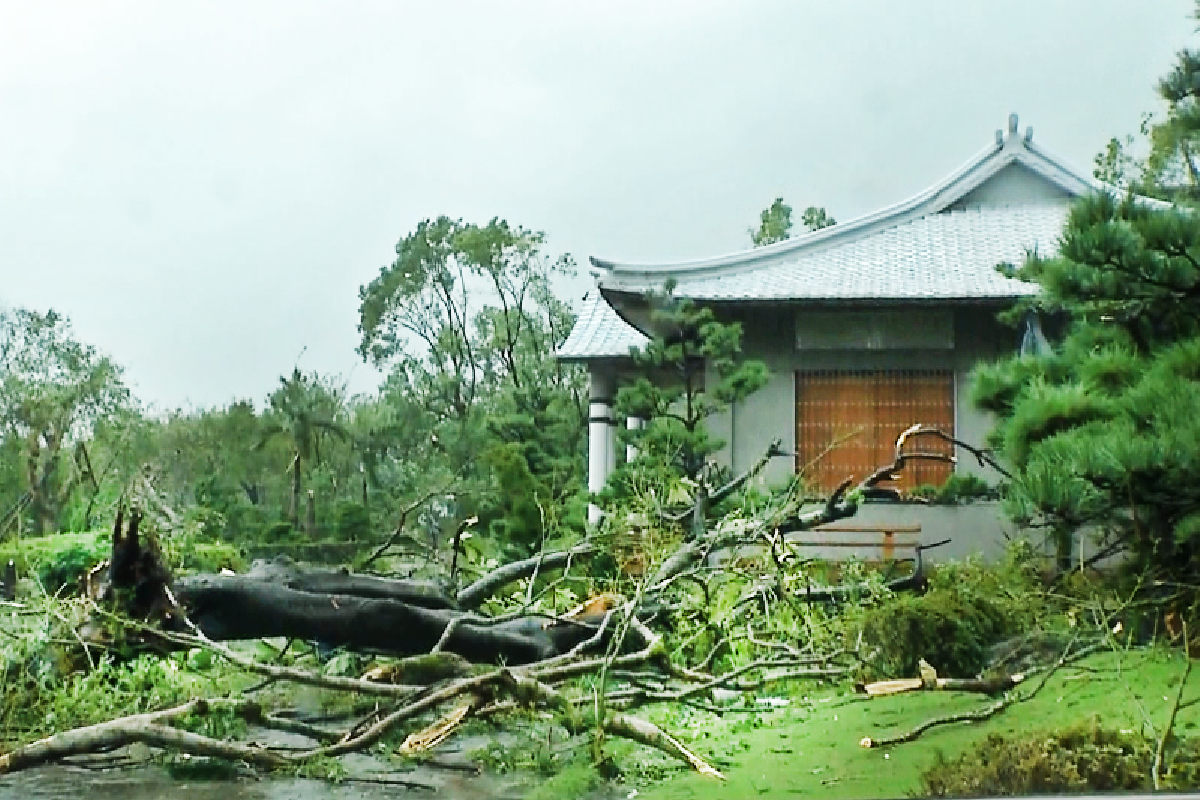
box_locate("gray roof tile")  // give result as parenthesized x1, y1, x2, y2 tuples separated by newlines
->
(556, 292, 649, 361)
(650, 204, 1062, 301)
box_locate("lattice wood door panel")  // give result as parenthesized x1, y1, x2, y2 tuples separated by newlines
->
(795, 370, 955, 493)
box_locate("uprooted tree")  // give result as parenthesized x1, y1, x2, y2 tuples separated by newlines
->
(0, 424, 990, 779)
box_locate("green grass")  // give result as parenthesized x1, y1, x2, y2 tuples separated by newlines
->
(635, 648, 1200, 799)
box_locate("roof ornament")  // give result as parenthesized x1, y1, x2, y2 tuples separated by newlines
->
(995, 129, 1004, 146)
(1019, 310, 1051, 357)
(1008, 113, 1019, 137)
(1024, 126, 1034, 145)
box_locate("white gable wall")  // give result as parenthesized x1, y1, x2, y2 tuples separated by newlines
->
(948, 162, 1074, 210)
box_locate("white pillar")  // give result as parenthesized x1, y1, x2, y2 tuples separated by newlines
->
(588, 370, 615, 526)
(625, 416, 643, 463)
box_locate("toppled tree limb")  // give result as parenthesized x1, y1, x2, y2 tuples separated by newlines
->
(0, 699, 287, 775)
(791, 539, 949, 604)
(128, 625, 433, 698)
(858, 673, 1026, 698)
(397, 697, 477, 755)
(606, 711, 725, 779)
(860, 638, 1105, 748)
(706, 438, 787, 509)
(456, 540, 596, 609)
(359, 485, 456, 569)
(500, 668, 725, 779)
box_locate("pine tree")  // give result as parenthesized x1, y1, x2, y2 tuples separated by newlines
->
(972, 191, 1200, 576)
(601, 283, 769, 538)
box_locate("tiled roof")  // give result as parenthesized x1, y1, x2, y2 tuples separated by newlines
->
(605, 204, 1062, 302)
(561, 116, 1162, 360)
(556, 292, 649, 361)
(590, 115, 1101, 302)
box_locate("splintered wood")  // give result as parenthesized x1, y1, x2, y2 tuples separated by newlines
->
(397, 698, 476, 755)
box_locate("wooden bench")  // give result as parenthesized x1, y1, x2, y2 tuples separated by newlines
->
(789, 523, 923, 562)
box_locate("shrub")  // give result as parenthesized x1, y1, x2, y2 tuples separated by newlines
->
(859, 586, 1008, 680)
(918, 721, 1200, 796)
(857, 555, 1042, 681)
(333, 501, 371, 542)
(175, 542, 244, 575)
(909, 473, 999, 504)
(35, 540, 109, 596)
(261, 521, 294, 542)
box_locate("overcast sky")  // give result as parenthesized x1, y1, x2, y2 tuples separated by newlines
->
(1, 1, 1193, 412)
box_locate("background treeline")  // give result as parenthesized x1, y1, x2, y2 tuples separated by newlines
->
(0, 218, 589, 564)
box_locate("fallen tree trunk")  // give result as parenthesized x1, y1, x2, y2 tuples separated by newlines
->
(94, 507, 631, 664)
(243, 557, 459, 610)
(171, 573, 641, 664)
(172, 574, 557, 664)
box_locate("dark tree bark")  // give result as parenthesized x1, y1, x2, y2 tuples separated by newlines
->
(244, 557, 458, 610)
(2, 560, 15, 601)
(172, 575, 557, 664)
(98, 509, 627, 665)
(167, 576, 628, 665)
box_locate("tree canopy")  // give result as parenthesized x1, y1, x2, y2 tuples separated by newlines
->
(604, 283, 770, 536)
(1094, 5, 1200, 201)
(357, 216, 588, 557)
(0, 309, 129, 533)
(750, 197, 835, 247)
(972, 191, 1200, 575)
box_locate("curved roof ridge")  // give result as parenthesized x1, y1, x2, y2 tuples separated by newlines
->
(590, 139, 1002, 276)
(590, 115, 1099, 282)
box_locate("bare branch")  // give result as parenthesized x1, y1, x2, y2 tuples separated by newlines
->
(456, 540, 596, 609)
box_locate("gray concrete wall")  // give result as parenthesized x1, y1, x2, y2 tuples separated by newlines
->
(712, 500, 1047, 566)
(706, 304, 1016, 488)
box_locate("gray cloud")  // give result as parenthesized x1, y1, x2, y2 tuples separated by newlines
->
(0, 0, 1191, 410)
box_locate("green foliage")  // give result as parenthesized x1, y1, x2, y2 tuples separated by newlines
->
(176, 703, 248, 741)
(750, 197, 793, 246)
(800, 205, 836, 231)
(973, 188, 1200, 577)
(292, 754, 349, 783)
(606, 285, 769, 526)
(750, 199, 835, 247)
(919, 720, 1200, 796)
(333, 500, 371, 541)
(0, 636, 232, 747)
(173, 541, 244, 575)
(857, 556, 1041, 681)
(0, 530, 242, 593)
(35, 539, 108, 596)
(1093, 14, 1200, 203)
(908, 473, 998, 504)
(859, 585, 1005, 681)
(261, 520, 294, 542)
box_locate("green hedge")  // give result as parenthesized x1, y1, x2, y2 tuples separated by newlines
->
(0, 531, 244, 595)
